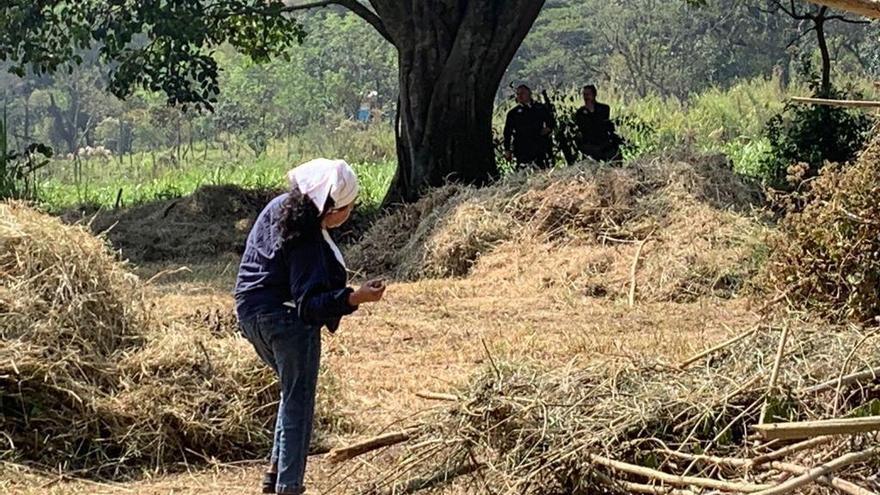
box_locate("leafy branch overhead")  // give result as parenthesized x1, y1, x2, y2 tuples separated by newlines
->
(0, 1, 306, 110)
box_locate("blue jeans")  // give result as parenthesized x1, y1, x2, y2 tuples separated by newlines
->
(239, 309, 321, 495)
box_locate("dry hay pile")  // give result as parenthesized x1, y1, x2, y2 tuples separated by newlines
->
(0, 202, 341, 476)
(80, 185, 281, 262)
(365, 324, 880, 494)
(764, 134, 880, 323)
(349, 152, 766, 303)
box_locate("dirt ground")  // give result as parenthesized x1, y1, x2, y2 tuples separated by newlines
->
(3, 251, 761, 495)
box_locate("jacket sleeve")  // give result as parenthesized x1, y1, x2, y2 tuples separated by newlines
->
(288, 240, 357, 325)
(544, 104, 557, 130)
(503, 110, 515, 152)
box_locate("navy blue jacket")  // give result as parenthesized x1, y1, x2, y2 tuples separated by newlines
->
(234, 194, 356, 331)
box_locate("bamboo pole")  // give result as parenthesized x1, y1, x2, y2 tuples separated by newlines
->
(789, 96, 880, 109)
(588, 453, 772, 492)
(749, 448, 880, 495)
(753, 417, 880, 440)
(800, 367, 880, 394)
(659, 449, 878, 495)
(595, 471, 698, 495)
(750, 436, 835, 465)
(805, 0, 880, 19)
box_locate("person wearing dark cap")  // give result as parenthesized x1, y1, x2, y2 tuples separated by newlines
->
(574, 85, 621, 162)
(503, 84, 555, 169)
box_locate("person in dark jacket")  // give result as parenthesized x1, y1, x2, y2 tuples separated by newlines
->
(503, 84, 555, 169)
(574, 84, 621, 162)
(234, 158, 385, 495)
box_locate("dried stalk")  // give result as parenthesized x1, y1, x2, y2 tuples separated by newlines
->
(749, 448, 880, 495)
(678, 326, 761, 369)
(760, 326, 790, 424)
(589, 453, 772, 492)
(801, 367, 880, 394)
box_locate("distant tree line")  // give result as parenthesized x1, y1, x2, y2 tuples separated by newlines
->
(1, 1, 876, 173)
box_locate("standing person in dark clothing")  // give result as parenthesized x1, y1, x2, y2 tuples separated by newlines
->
(234, 158, 386, 495)
(575, 85, 621, 162)
(503, 85, 555, 169)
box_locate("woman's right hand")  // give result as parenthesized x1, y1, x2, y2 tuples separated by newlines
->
(349, 279, 386, 306)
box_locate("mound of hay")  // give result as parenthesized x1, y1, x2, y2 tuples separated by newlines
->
(764, 134, 880, 323)
(0, 202, 343, 475)
(371, 324, 880, 494)
(350, 152, 765, 303)
(83, 185, 281, 262)
(0, 202, 148, 356)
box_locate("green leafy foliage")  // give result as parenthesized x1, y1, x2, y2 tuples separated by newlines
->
(0, 1, 305, 109)
(761, 61, 874, 188)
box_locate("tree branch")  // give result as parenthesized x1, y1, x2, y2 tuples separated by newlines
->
(281, 0, 393, 44)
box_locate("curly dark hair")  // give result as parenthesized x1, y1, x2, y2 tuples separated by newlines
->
(277, 188, 335, 246)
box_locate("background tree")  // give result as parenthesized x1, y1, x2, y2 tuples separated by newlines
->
(764, 0, 869, 96)
(1, 0, 547, 203)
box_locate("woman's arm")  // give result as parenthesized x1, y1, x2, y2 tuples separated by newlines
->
(288, 241, 358, 324)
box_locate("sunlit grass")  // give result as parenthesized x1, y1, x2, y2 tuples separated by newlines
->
(37, 142, 395, 212)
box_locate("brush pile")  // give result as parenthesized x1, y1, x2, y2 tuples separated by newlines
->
(764, 134, 880, 324)
(0, 202, 344, 476)
(349, 151, 766, 303)
(366, 324, 880, 494)
(80, 185, 281, 262)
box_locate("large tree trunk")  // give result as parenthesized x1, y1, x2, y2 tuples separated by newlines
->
(376, 0, 546, 204)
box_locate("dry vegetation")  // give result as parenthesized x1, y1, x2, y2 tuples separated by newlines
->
(764, 134, 880, 324)
(3, 148, 880, 494)
(0, 203, 346, 477)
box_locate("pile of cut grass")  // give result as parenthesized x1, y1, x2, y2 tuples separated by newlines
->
(349, 151, 767, 303)
(0, 202, 345, 476)
(371, 323, 880, 494)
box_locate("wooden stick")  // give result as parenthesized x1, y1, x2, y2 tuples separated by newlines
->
(749, 447, 880, 495)
(327, 430, 415, 463)
(753, 417, 880, 440)
(658, 450, 877, 495)
(801, 367, 880, 394)
(415, 391, 459, 402)
(588, 453, 772, 492)
(628, 235, 651, 307)
(760, 326, 790, 424)
(678, 326, 761, 369)
(789, 96, 880, 108)
(595, 471, 697, 495)
(750, 436, 835, 465)
(770, 460, 878, 495)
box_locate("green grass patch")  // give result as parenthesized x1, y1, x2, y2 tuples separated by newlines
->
(37, 148, 395, 213)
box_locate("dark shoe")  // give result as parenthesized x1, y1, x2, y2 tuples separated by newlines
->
(262, 471, 277, 494)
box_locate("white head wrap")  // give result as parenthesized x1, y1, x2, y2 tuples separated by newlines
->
(287, 158, 359, 215)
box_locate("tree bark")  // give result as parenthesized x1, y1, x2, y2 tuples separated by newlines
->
(370, 0, 545, 204)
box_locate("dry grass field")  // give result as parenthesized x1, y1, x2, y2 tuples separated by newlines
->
(4, 152, 878, 494)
